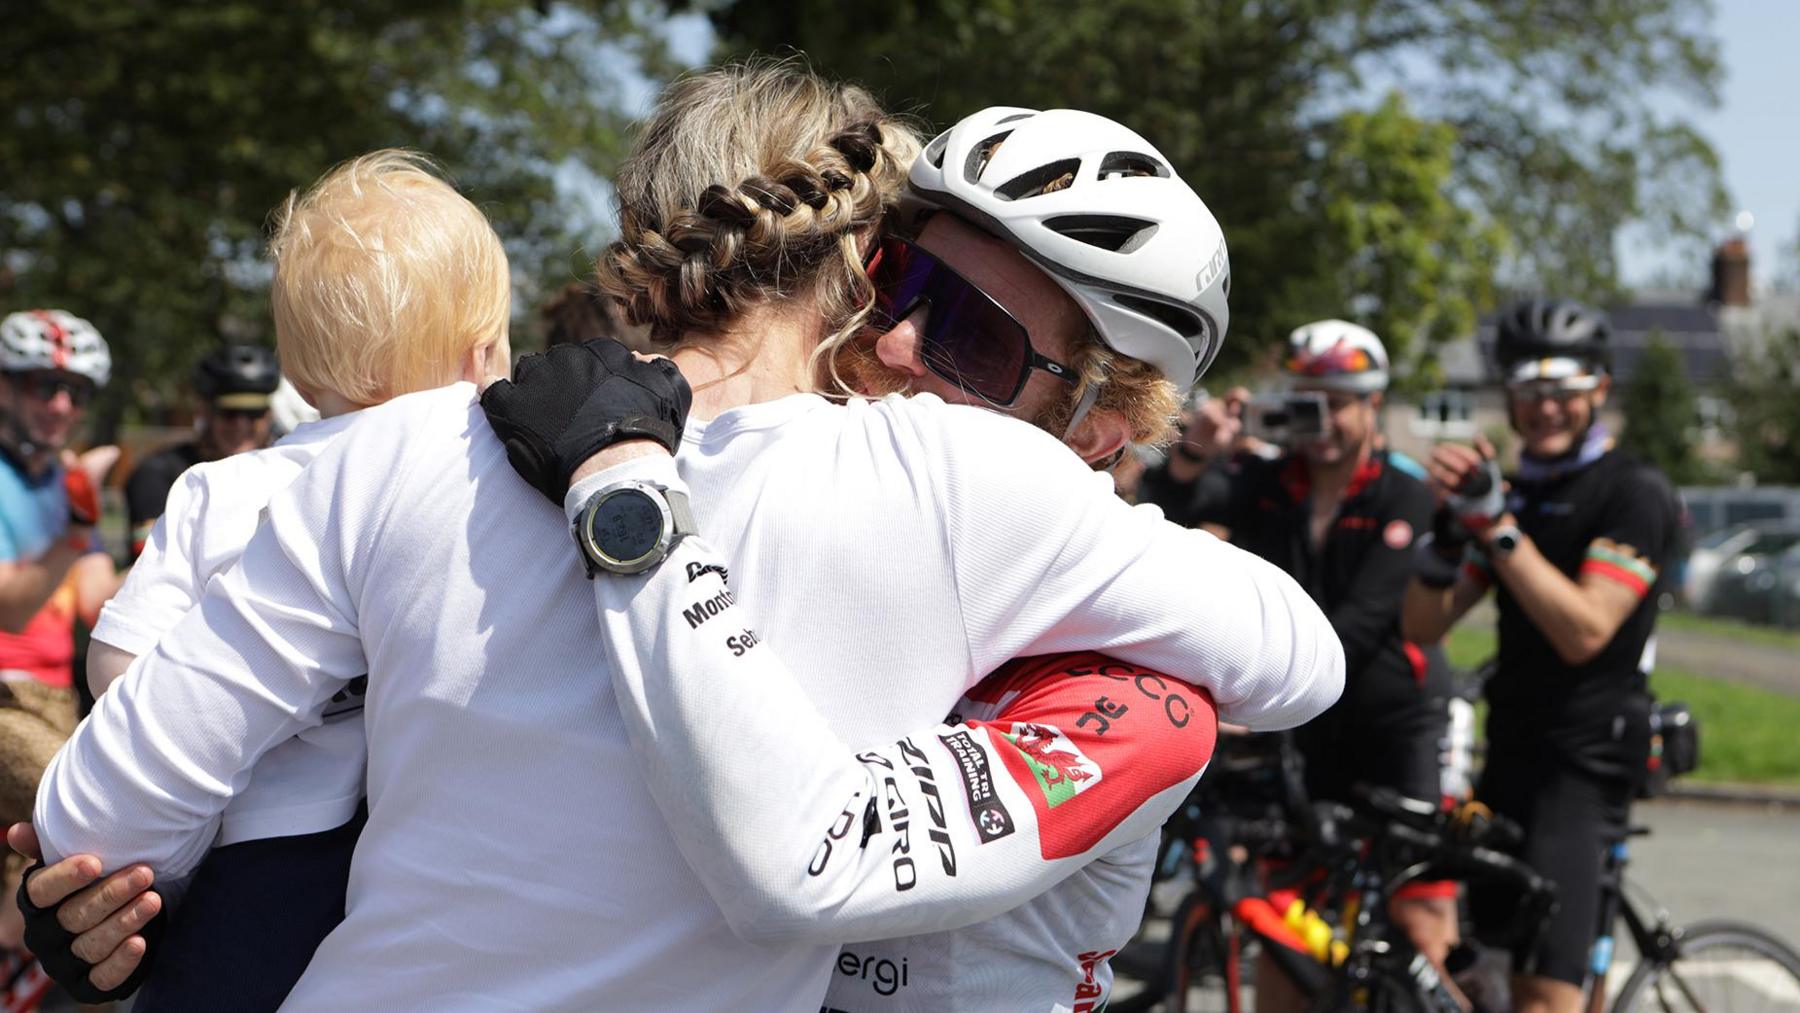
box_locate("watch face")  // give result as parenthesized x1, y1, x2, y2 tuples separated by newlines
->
(590, 488, 666, 565)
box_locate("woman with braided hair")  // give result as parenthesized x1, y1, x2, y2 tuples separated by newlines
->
(29, 62, 1338, 1010)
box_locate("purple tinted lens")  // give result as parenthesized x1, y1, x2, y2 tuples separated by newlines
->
(871, 238, 1029, 404)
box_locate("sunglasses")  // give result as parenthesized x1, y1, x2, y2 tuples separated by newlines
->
(9, 372, 96, 408)
(215, 407, 271, 422)
(1505, 376, 1601, 403)
(867, 236, 1078, 407)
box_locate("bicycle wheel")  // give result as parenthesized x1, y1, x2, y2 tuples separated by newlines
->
(1612, 919, 1800, 1012)
(1165, 893, 1248, 1013)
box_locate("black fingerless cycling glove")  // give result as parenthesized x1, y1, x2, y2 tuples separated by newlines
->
(480, 339, 693, 504)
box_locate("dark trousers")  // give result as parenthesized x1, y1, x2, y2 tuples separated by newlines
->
(133, 805, 365, 1013)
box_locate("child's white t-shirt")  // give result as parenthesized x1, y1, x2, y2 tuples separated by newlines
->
(91, 413, 365, 846)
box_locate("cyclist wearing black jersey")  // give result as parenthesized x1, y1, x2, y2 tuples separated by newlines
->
(122, 345, 279, 560)
(1140, 321, 1457, 1007)
(1403, 299, 1680, 1013)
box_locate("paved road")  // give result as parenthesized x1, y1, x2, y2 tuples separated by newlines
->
(1654, 626, 1800, 697)
(1628, 798, 1800, 947)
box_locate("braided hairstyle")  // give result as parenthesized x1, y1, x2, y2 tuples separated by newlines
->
(598, 62, 920, 354)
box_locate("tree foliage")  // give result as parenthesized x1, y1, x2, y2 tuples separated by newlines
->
(1, 0, 668, 431)
(1620, 332, 1702, 484)
(1731, 328, 1800, 485)
(704, 0, 1725, 381)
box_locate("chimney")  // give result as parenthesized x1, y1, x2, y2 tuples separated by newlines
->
(1708, 237, 1751, 307)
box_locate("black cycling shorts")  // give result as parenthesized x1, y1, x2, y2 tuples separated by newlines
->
(1469, 743, 1634, 986)
(1297, 694, 1446, 807)
(132, 805, 365, 1013)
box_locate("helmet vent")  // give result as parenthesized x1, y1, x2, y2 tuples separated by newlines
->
(1043, 215, 1159, 253)
(995, 112, 1034, 125)
(1113, 294, 1204, 338)
(924, 135, 948, 169)
(966, 131, 1013, 183)
(993, 159, 1082, 201)
(1097, 152, 1170, 179)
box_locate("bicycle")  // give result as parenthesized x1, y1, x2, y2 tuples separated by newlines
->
(1117, 727, 1800, 1012)
(1112, 738, 1558, 1013)
(1582, 824, 1800, 1011)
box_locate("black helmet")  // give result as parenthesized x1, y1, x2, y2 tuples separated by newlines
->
(1493, 299, 1610, 380)
(194, 344, 280, 408)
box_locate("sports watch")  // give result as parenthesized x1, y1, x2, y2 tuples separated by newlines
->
(1485, 522, 1524, 560)
(572, 480, 698, 577)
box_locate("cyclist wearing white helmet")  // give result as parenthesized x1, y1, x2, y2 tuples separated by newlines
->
(1140, 319, 1461, 1008)
(0, 309, 118, 973)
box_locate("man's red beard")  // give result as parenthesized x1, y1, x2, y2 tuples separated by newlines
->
(830, 334, 913, 399)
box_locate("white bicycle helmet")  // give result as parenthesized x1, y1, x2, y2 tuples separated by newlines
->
(0, 309, 112, 386)
(1285, 319, 1389, 394)
(906, 107, 1230, 388)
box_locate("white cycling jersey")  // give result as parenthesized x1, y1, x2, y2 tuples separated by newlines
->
(38, 385, 1339, 1010)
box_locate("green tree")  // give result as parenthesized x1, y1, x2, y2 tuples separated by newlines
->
(1732, 328, 1800, 484)
(1620, 332, 1702, 484)
(704, 0, 1725, 379)
(1, 0, 670, 431)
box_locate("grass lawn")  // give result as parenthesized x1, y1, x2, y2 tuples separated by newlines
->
(1443, 625, 1800, 787)
(1656, 609, 1800, 653)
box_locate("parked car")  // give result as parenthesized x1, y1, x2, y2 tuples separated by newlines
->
(1685, 521, 1800, 613)
(1703, 543, 1800, 627)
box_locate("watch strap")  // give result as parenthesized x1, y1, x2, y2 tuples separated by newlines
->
(665, 488, 697, 537)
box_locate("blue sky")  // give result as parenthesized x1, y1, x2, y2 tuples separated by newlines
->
(1616, 0, 1800, 290)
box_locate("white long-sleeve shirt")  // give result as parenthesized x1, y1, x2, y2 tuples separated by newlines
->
(37, 384, 1340, 1011)
(90, 413, 365, 846)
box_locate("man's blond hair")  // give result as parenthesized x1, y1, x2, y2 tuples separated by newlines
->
(268, 150, 510, 406)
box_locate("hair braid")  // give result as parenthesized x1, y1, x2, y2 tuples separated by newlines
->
(597, 63, 920, 347)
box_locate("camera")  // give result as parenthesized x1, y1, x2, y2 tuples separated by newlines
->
(1243, 393, 1329, 446)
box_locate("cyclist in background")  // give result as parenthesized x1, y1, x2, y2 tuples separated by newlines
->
(122, 344, 280, 561)
(1138, 321, 1458, 1007)
(1403, 299, 1680, 1013)
(0, 309, 117, 1005)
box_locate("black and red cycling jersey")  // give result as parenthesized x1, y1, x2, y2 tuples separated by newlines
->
(1144, 449, 1445, 721)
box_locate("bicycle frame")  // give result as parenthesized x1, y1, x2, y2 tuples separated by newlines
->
(1585, 834, 1688, 1013)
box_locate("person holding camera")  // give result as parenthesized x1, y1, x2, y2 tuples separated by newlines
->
(1140, 320, 1456, 1006)
(1402, 299, 1680, 1013)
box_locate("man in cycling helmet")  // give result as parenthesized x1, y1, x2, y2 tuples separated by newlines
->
(1138, 320, 1460, 1005)
(1403, 299, 1680, 1013)
(0, 309, 117, 988)
(835, 106, 1229, 466)
(122, 345, 280, 560)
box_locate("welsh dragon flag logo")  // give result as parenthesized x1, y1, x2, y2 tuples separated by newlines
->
(1000, 722, 1103, 808)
